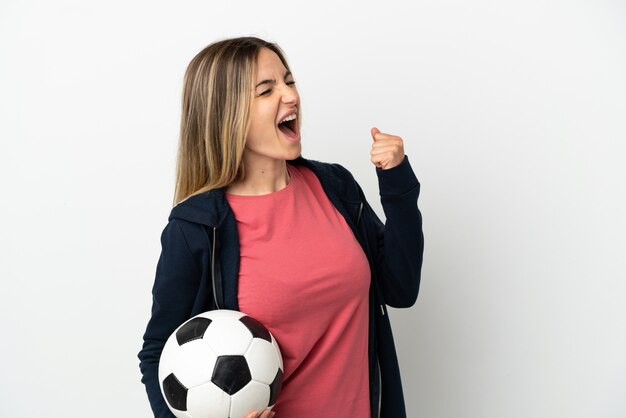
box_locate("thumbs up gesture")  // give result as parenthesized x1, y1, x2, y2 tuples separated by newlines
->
(370, 127, 405, 170)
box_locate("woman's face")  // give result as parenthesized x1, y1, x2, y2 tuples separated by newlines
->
(245, 47, 301, 164)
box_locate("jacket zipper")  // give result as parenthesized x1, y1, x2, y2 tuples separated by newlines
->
(356, 199, 384, 416)
(357, 201, 385, 318)
(377, 356, 382, 418)
(212, 226, 220, 309)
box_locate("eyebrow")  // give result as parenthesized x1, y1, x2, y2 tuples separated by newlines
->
(255, 70, 292, 88)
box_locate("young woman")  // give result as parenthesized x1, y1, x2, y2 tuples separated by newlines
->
(138, 36, 425, 418)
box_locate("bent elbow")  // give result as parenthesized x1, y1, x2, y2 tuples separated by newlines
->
(385, 271, 421, 308)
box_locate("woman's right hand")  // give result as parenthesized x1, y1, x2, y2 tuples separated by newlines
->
(246, 408, 275, 418)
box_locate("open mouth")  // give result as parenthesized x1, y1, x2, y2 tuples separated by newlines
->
(277, 117, 297, 136)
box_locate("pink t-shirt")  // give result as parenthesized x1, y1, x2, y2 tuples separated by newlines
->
(225, 163, 371, 417)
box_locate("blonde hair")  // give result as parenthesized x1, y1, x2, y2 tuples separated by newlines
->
(173, 36, 296, 205)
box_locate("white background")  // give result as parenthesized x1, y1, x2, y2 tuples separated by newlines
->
(1, 1, 625, 417)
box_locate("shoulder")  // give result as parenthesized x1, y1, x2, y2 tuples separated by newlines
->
(159, 217, 209, 256)
(311, 158, 354, 176)
(168, 188, 229, 228)
(290, 156, 362, 202)
(291, 155, 358, 183)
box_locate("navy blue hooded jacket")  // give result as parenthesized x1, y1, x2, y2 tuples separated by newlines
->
(138, 154, 424, 417)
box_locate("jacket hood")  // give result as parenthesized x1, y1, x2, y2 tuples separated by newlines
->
(168, 155, 359, 227)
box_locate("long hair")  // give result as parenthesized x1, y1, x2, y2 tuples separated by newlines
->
(173, 36, 297, 205)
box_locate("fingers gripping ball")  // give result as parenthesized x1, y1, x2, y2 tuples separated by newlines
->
(158, 310, 284, 418)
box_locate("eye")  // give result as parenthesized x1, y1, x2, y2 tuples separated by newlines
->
(259, 81, 296, 96)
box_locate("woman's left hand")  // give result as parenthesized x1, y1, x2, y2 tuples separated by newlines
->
(246, 408, 274, 418)
(370, 127, 405, 170)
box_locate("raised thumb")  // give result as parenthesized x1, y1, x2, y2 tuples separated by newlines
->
(371, 127, 380, 141)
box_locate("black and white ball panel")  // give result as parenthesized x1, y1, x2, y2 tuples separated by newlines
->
(176, 317, 212, 345)
(212, 355, 251, 395)
(186, 381, 231, 418)
(203, 317, 254, 355)
(230, 380, 271, 418)
(162, 373, 189, 412)
(269, 369, 283, 406)
(246, 338, 279, 384)
(270, 333, 284, 372)
(239, 315, 271, 342)
(161, 338, 217, 388)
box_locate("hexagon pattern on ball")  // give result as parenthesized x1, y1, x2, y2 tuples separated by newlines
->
(246, 339, 279, 384)
(158, 309, 284, 418)
(169, 339, 217, 388)
(230, 380, 271, 418)
(187, 381, 231, 418)
(203, 317, 253, 355)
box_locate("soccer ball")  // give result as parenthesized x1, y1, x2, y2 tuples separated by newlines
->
(158, 309, 284, 418)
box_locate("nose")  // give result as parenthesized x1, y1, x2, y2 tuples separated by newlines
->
(279, 82, 298, 104)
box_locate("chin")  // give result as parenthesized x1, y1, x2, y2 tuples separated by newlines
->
(287, 145, 302, 159)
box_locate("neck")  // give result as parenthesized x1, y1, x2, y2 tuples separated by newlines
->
(226, 155, 291, 196)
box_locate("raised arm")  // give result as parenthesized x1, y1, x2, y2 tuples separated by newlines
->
(366, 127, 424, 307)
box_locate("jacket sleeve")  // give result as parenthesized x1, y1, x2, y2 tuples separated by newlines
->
(137, 218, 203, 418)
(357, 154, 424, 308)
